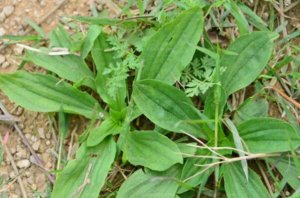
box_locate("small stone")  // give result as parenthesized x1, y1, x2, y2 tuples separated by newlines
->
(9, 172, 16, 178)
(32, 184, 37, 191)
(0, 28, 5, 36)
(38, 128, 45, 139)
(15, 149, 27, 159)
(46, 140, 50, 145)
(45, 133, 51, 139)
(1, 62, 10, 68)
(10, 146, 17, 154)
(32, 140, 41, 151)
(0, 55, 5, 65)
(0, 12, 5, 22)
(2, 6, 15, 17)
(13, 45, 24, 55)
(29, 155, 37, 164)
(16, 159, 30, 169)
(31, 135, 37, 142)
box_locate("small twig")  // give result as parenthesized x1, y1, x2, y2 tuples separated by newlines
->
(284, 0, 300, 12)
(0, 136, 27, 198)
(268, 86, 300, 109)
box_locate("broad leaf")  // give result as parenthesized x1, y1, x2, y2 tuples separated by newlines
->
(52, 138, 116, 198)
(237, 118, 300, 153)
(0, 72, 99, 119)
(221, 31, 277, 95)
(87, 118, 121, 147)
(117, 169, 178, 198)
(133, 79, 207, 139)
(234, 98, 268, 124)
(125, 130, 183, 171)
(25, 51, 95, 89)
(141, 7, 204, 84)
(223, 162, 270, 198)
(81, 25, 102, 59)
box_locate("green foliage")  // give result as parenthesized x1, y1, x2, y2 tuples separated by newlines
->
(124, 130, 183, 171)
(0, 2, 299, 197)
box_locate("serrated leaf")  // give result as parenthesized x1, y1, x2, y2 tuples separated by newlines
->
(223, 162, 270, 198)
(125, 130, 183, 171)
(133, 79, 207, 139)
(221, 31, 277, 95)
(87, 118, 121, 147)
(117, 169, 178, 198)
(0, 71, 99, 119)
(52, 138, 116, 198)
(234, 98, 269, 124)
(92, 33, 126, 110)
(237, 118, 300, 153)
(25, 51, 95, 89)
(141, 7, 204, 84)
(81, 25, 102, 59)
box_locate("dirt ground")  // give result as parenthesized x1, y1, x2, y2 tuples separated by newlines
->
(0, 0, 299, 197)
(0, 0, 93, 197)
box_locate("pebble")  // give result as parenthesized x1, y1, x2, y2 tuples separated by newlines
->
(38, 128, 45, 139)
(2, 5, 15, 17)
(32, 140, 41, 151)
(2, 62, 10, 68)
(0, 55, 5, 65)
(0, 27, 5, 36)
(9, 172, 16, 179)
(13, 45, 24, 55)
(15, 149, 27, 159)
(45, 133, 51, 139)
(46, 140, 50, 145)
(16, 159, 30, 169)
(29, 155, 37, 164)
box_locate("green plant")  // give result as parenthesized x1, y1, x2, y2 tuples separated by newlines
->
(1, 1, 300, 197)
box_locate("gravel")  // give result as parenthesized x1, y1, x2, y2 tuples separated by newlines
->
(16, 159, 31, 169)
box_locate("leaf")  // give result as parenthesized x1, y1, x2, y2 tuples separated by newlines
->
(141, 7, 204, 84)
(268, 158, 300, 190)
(81, 25, 102, 59)
(233, 98, 269, 124)
(87, 118, 121, 147)
(124, 130, 183, 171)
(237, 118, 300, 153)
(0, 71, 99, 119)
(49, 25, 73, 49)
(224, 0, 249, 35)
(223, 162, 270, 198)
(221, 31, 277, 95)
(117, 169, 178, 198)
(25, 51, 95, 89)
(178, 149, 212, 194)
(52, 138, 116, 198)
(92, 33, 126, 110)
(133, 79, 207, 139)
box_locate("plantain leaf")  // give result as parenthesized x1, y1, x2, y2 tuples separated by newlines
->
(124, 130, 183, 171)
(221, 31, 277, 95)
(52, 138, 116, 198)
(133, 79, 207, 139)
(87, 118, 122, 147)
(141, 7, 204, 84)
(81, 25, 102, 59)
(25, 51, 95, 89)
(0, 71, 99, 119)
(233, 98, 269, 124)
(117, 169, 179, 198)
(237, 118, 300, 153)
(223, 162, 270, 198)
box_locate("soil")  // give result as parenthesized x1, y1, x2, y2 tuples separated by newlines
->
(0, 0, 93, 197)
(0, 0, 299, 197)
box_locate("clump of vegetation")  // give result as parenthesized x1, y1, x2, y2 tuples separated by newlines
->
(1, 0, 300, 197)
